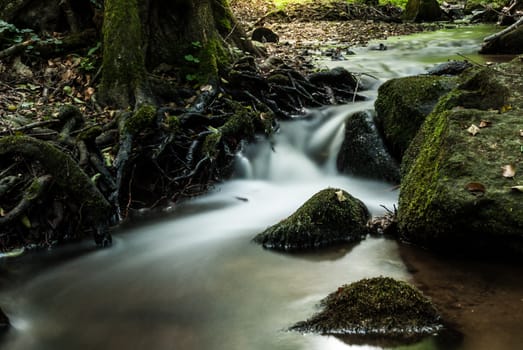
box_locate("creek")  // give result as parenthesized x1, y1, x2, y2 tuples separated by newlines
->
(0, 25, 521, 350)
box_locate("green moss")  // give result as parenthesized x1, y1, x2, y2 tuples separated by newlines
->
(100, 0, 146, 107)
(220, 104, 255, 137)
(181, 37, 230, 84)
(398, 109, 449, 238)
(166, 115, 181, 132)
(202, 102, 255, 159)
(217, 17, 232, 32)
(374, 75, 456, 160)
(0, 136, 111, 224)
(202, 131, 222, 159)
(213, 0, 235, 32)
(253, 188, 370, 250)
(78, 125, 103, 141)
(267, 73, 290, 85)
(124, 104, 156, 134)
(291, 277, 441, 338)
(24, 177, 43, 201)
(398, 77, 523, 253)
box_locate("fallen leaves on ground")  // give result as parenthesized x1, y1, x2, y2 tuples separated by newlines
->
(501, 164, 516, 178)
(467, 124, 480, 136)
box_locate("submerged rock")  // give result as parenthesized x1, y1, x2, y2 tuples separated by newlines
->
(337, 111, 400, 183)
(374, 75, 457, 161)
(398, 58, 523, 256)
(427, 60, 472, 76)
(253, 188, 370, 250)
(308, 67, 358, 91)
(291, 277, 441, 342)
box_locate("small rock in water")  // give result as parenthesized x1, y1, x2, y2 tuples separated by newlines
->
(290, 277, 443, 344)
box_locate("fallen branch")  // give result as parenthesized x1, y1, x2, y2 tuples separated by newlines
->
(484, 16, 523, 42)
(0, 40, 34, 59)
(0, 119, 60, 135)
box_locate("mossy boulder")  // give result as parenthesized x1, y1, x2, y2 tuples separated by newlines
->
(337, 111, 400, 183)
(291, 277, 441, 341)
(398, 59, 523, 255)
(374, 75, 457, 161)
(253, 188, 370, 251)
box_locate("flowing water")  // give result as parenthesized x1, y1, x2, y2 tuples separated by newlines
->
(0, 25, 519, 350)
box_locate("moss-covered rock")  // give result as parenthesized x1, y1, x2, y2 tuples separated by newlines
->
(374, 75, 457, 161)
(253, 188, 370, 251)
(398, 59, 523, 255)
(337, 111, 400, 183)
(291, 277, 441, 341)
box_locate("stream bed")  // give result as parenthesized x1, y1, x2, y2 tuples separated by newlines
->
(1, 25, 522, 350)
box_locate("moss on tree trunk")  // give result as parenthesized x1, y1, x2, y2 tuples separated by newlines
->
(99, 0, 256, 108)
(99, 0, 148, 108)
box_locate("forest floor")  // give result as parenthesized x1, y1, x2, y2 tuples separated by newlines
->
(231, 0, 436, 73)
(0, 0, 431, 131)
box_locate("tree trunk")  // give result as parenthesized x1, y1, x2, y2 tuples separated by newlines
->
(98, 0, 149, 108)
(403, 0, 442, 22)
(98, 0, 259, 109)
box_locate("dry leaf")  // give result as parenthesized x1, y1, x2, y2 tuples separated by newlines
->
(479, 120, 491, 128)
(20, 215, 31, 228)
(467, 124, 480, 136)
(200, 84, 213, 92)
(335, 190, 347, 202)
(500, 105, 512, 113)
(502, 164, 516, 178)
(519, 129, 523, 137)
(84, 87, 95, 101)
(510, 185, 523, 193)
(464, 182, 486, 195)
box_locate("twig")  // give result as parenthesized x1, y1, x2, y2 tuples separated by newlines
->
(0, 119, 60, 135)
(0, 40, 34, 59)
(456, 53, 486, 67)
(484, 16, 523, 42)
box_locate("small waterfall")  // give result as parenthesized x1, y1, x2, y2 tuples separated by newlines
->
(238, 100, 377, 182)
